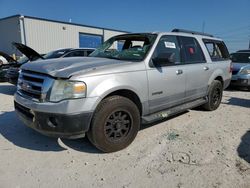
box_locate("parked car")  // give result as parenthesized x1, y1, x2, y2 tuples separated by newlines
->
(14, 29, 231, 152)
(230, 51, 250, 90)
(5, 42, 95, 85)
(4, 42, 43, 85)
(0, 51, 19, 82)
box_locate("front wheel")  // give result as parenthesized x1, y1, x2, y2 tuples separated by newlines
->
(202, 80, 223, 111)
(87, 96, 140, 153)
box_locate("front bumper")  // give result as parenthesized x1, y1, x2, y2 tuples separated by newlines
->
(14, 101, 93, 138)
(14, 92, 98, 139)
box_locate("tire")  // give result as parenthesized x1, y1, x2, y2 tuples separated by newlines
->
(87, 95, 140, 153)
(202, 80, 223, 111)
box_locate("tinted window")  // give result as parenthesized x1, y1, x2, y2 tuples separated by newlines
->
(152, 35, 181, 65)
(230, 53, 250, 63)
(43, 49, 71, 59)
(179, 36, 206, 63)
(64, 50, 86, 57)
(79, 33, 103, 48)
(203, 39, 230, 61)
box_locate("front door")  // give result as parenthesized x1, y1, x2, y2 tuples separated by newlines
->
(147, 35, 186, 114)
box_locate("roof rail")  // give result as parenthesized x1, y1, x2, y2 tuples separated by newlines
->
(172, 29, 214, 37)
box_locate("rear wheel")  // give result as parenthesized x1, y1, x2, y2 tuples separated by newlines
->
(202, 80, 223, 111)
(87, 95, 140, 153)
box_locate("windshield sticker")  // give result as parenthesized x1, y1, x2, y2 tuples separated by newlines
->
(164, 42, 176, 49)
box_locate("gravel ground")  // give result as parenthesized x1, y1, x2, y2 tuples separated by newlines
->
(0, 82, 249, 188)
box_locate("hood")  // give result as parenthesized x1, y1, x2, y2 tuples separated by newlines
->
(12, 42, 44, 61)
(232, 62, 250, 71)
(0, 51, 17, 63)
(21, 57, 130, 78)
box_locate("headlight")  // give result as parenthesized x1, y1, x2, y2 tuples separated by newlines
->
(239, 69, 250, 75)
(49, 80, 86, 102)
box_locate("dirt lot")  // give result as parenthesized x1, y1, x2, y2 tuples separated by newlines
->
(0, 82, 249, 188)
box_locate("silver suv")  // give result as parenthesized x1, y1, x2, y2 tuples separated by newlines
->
(14, 29, 232, 152)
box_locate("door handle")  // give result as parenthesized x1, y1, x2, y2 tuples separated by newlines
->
(203, 66, 209, 71)
(176, 69, 183, 75)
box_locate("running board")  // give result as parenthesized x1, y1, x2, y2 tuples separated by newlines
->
(141, 97, 208, 124)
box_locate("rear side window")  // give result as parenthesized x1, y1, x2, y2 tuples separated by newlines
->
(203, 39, 230, 61)
(179, 36, 206, 64)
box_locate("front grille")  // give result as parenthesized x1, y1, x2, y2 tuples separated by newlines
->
(17, 70, 54, 102)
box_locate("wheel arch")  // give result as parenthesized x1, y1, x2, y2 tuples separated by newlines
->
(103, 89, 143, 116)
(214, 76, 224, 87)
(208, 69, 225, 89)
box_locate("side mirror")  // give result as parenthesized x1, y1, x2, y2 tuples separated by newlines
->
(152, 52, 175, 66)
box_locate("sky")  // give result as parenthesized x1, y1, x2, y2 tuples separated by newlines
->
(0, 0, 250, 52)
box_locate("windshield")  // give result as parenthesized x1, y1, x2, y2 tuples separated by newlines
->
(230, 53, 250, 63)
(90, 34, 157, 61)
(43, 48, 72, 59)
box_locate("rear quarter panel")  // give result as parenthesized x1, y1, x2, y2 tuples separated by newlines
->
(196, 36, 232, 90)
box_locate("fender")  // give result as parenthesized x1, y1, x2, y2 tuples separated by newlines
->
(82, 73, 148, 113)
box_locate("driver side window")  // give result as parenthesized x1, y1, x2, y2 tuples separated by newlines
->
(152, 35, 181, 65)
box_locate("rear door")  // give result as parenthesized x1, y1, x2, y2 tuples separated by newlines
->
(147, 35, 187, 113)
(178, 36, 211, 101)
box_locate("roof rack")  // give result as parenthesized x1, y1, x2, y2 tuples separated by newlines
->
(172, 29, 214, 37)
